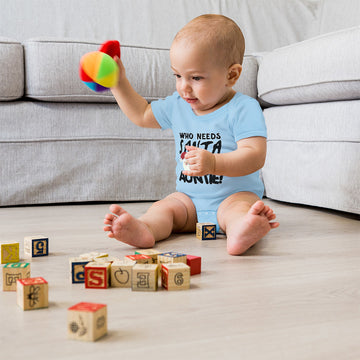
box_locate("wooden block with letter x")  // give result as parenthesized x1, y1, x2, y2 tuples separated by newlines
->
(131, 263, 158, 292)
(161, 263, 190, 291)
(68, 302, 107, 341)
(24, 235, 49, 257)
(17, 277, 48, 310)
(196, 223, 216, 240)
(3, 262, 31, 291)
(0, 242, 20, 264)
(85, 262, 111, 289)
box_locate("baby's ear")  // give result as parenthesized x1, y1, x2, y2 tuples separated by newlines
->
(227, 64, 242, 86)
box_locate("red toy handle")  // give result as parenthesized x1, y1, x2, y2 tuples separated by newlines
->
(99, 40, 121, 59)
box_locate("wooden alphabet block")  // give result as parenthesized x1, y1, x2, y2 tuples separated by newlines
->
(85, 262, 111, 289)
(186, 255, 202, 276)
(196, 223, 216, 240)
(17, 277, 48, 310)
(79, 252, 108, 260)
(158, 252, 187, 266)
(3, 262, 31, 291)
(0, 242, 20, 264)
(68, 302, 107, 342)
(69, 257, 92, 284)
(131, 264, 158, 292)
(110, 260, 135, 288)
(161, 263, 190, 291)
(24, 235, 49, 257)
(135, 249, 161, 264)
(125, 254, 151, 264)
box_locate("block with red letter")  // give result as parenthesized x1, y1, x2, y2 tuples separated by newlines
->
(161, 263, 190, 291)
(68, 302, 107, 341)
(0, 242, 20, 264)
(3, 262, 31, 291)
(17, 277, 48, 310)
(84, 262, 110, 289)
(186, 255, 201, 276)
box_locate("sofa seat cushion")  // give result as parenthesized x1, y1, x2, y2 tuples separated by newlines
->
(0, 37, 24, 101)
(262, 100, 360, 214)
(0, 101, 176, 206)
(24, 38, 259, 103)
(258, 26, 360, 105)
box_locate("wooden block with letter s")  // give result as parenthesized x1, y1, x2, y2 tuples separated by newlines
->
(84, 262, 111, 289)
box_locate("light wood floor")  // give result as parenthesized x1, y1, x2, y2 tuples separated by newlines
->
(0, 199, 359, 359)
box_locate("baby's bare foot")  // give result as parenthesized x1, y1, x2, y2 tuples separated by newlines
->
(103, 204, 155, 248)
(226, 200, 279, 255)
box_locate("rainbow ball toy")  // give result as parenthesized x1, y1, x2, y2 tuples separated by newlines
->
(79, 40, 120, 92)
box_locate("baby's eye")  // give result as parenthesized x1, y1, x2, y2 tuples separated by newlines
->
(192, 76, 203, 81)
(173, 74, 181, 79)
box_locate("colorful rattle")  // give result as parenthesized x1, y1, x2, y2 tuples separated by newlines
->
(79, 40, 120, 92)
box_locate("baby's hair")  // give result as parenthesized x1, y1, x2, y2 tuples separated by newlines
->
(174, 14, 245, 66)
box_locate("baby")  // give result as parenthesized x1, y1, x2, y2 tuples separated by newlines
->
(103, 14, 279, 255)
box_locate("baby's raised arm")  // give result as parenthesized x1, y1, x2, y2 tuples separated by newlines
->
(111, 56, 160, 129)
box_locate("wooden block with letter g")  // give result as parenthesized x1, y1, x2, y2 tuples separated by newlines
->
(24, 235, 49, 258)
(68, 302, 107, 341)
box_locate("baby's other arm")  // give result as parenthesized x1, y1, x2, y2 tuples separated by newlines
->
(111, 56, 160, 129)
(183, 136, 266, 177)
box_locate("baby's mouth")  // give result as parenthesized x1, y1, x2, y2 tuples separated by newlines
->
(185, 98, 198, 104)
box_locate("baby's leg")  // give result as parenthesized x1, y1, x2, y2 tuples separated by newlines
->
(103, 192, 197, 248)
(217, 192, 279, 255)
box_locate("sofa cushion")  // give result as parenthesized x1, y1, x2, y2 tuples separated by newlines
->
(262, 100, 360, 214)
(24, 38, 259, 103)
(0, 37, 24, 101)
(258, 26, 360, 105)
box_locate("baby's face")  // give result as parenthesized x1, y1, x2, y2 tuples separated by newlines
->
(170, 40, 234, 116)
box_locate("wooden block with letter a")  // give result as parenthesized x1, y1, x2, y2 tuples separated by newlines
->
(196, 223, 216, 240)
(68, 302, 107, 341)
(3, 262, 31, 291)
(0, 242, 20, 264)
(131, 263, 158, 291)
(110, 260, 135, 288)
(161, 263, 190, 291)
(17, 277, 48, 310)
(24, 235, 49, 257)
(84, 262, 111, 289)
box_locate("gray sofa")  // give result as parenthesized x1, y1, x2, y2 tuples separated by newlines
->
(1, 0, 359, 215)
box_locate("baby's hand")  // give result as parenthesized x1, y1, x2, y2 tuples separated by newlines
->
(182, 145, 216, 176)
(112, 56, 127, 86)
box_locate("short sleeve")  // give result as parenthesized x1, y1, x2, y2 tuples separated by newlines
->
(151, 92, 178, 130)
(231, 97, 267, 141)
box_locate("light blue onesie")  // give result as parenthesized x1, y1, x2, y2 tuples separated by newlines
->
(151, 91, 267, 232)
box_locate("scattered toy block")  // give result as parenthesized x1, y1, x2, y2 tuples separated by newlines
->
(0, 242, 20, 264)
(68, 302, 107, 342)
(196, 223, 216, 240)
(161, 263, 190, 291)
(3, 262, 31, 291)
(17, 277, 48, 310)
(24, 235, 49, 257)
(158, 252, 187, 266)
(186, 255, 201, 276)
(131, 264, 159, 292)
(85, 262, 111, 289)
(69, 257, 92, 284)
(79, 252, 108, 260)
(135, 249, 161, 264)
(125, 254, 151, 264)
(95, 255, 119, 264)
(111, 260, 135, 288)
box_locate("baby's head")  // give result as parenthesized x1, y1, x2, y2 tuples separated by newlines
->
(172, 14, 245, 68)
(170, 15, 245, 115)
